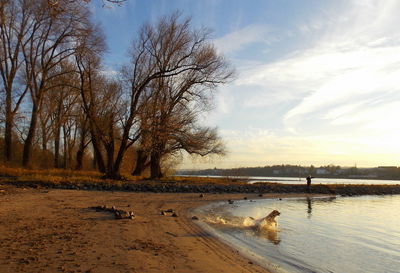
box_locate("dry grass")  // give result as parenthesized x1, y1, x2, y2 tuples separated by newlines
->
(0, 165, 244, 186)
(0, 165, 144, 185)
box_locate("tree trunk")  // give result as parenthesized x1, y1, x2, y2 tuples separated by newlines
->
(41, 125, 49, 168)
(75, 149, 84, 170)
(91, 135, 106, 173)
(63, 125, 68, 169)
(112, 117, 134, 179)
(22, 103, 39, 168)
(54, 125, 61, 168)
(92, 153, 97, 170)
(104, 119, 120, 179)
(150, 152, 162, 179)
(75, 135, 85, 170)
(41, 125, 47, 151)
(75, 120, 88, 170)
(105, 143, 119, 179)
(67, 141, 73, 169)
(4, 90, 13, 163)
(132, 149, 148, 176)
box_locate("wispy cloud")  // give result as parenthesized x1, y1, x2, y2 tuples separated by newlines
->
(214, 24, 275, 55)
(231, 0, 400, 136)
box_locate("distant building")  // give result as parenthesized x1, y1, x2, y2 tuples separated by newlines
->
(335, 169, 346, 175)
(316, 168, 328, 175)
(272, 170, 281, 175)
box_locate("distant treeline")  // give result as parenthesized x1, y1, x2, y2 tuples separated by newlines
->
(178, 164, 400, 180)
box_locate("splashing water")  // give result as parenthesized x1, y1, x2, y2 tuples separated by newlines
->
(197, 202, 281, 247)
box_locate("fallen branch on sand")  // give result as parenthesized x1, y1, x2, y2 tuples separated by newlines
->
(90, 205, 135, 219)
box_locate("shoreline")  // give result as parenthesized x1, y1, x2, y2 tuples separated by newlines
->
(2, 178, 400, 196)
(1, 185, 315, 273)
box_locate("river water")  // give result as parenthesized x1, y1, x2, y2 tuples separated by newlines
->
(177, 174, 400, 184)
(196, 195, 400, 273)
(246, 176, 400, 185)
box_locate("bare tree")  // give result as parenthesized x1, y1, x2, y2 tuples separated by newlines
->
(74, 22, 109, 173)
(0, 0, 33, 162)
(126, 13, 233, 178)
(21, 0, 91, 167)
(135, 72, 229, 179)
(110, 13, 233, 179)
(38, 61, 80, 168)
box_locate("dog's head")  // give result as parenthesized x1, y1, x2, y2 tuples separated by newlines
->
(267, 210, 280, 218)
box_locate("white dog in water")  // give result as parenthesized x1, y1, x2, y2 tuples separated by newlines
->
(210, 210, 281, 232)
(245, 210, 281, 231)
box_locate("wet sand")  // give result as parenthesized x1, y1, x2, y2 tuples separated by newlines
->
(0, 185, 284, 273)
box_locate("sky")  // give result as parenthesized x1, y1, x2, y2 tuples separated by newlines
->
(91, 0, 400, 169)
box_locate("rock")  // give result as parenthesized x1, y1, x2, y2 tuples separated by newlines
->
(165, 209, 174, 213)
(191, 216, 199, 220)
(258, 193, 263, 197)
(114, 211, 122, 219)
(243, 197, 248, 200)
(113, 209, 135, 219)
(171, 212, 178, 217)
(199, 194, 204, 198)
(228, 199, 234, 204)
(160, 211, 167, 216)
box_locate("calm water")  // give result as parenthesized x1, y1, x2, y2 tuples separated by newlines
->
(246, 176, 400, 185)
(177, 174, 400, 184)
(196, 195, 400, 273)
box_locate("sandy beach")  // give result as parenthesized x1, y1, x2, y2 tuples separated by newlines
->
(0, 185, 296, 273)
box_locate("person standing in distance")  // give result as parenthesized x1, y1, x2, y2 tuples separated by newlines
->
(306, 175, 314, 193)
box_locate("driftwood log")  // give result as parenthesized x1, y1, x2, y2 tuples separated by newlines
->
(90, 205, 135, 219)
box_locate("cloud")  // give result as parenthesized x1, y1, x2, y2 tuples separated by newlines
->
(100, 66, 119, 78)
(228, 0, 400, 136)
(213, 24, 274, 54)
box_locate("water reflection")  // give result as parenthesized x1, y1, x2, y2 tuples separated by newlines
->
(258, 228, 280, 245)
(303, 197, 337, 218)
(307, 197, 312, 215)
